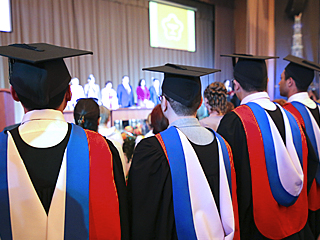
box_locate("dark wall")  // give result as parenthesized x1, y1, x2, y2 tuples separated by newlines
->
(274, 0, 320, 99)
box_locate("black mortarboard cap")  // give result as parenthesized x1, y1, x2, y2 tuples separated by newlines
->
(221, 54, 278, 88)
(143, 63, 220, 107)
(284, 55, 320, 89)
(0, 43, 92, 106)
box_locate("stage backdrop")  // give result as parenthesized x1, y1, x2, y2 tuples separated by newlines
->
(0, 0, 234, 102)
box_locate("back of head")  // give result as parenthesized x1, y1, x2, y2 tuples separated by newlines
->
(74, 98, 100, 131)
(99, 105, 111, 124)
(204, 82, 228, 114)
(150, 104, 169, 134)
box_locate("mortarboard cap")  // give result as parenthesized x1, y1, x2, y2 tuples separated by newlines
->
(284, 55, 320, 89)
(0, 43, 92, 106)
(143, 63, 220, 107)
(221, 54, 278, 89)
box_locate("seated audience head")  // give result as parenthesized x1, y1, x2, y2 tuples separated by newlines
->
(0, 43, 92, 111)
(74, 98, 100, 131)
(221, 54, 278, 99)
(150, 104, 169, 134)
(273, 98, 287, 106)
(143, 64, 220, 120)
(279, 55, 320, 98)
(225, 101, 234, 113)
(204, 82, 228, 115)
(99, 105, 111, 125)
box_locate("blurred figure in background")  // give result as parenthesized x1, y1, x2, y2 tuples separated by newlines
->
(117, 75, 134, 108)
(136, 79, 150, 107)
(200, 82, 228, 131)
(101, 80, 119, 110)
(149, 78, 161, 106)
(66, 77, 85, 110)
(84, 74, 101, 103)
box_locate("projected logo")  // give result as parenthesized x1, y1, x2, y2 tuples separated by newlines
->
(161, 14, 184, 41)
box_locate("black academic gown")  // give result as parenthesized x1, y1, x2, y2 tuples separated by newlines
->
(127, 134, 220, 240)
(217, 106, 318, 240)
(9, 124, 129, 240)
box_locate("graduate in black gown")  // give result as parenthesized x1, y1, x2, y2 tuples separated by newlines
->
(217, 54, 318, 240)
(128, 64, 240, 240)
(279, 55, 320, 240)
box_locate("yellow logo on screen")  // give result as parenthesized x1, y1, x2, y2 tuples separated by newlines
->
(161, 14, 184, 41)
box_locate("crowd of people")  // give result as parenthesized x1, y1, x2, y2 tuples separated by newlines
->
(0, 43, 319, 240)
(66, 73, 161, 111)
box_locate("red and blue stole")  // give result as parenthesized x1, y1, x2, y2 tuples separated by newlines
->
(234, 102, 308, 239)
(284, 101, 320, 211)
(0, 124, 121, 239)
(155, 126, 239, 240)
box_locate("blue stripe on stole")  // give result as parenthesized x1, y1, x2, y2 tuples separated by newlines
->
(215, 132, 232, 195)
(160, 127, 197, 240)
(246, 102, 298, 206)
(0, 132, 13, 240)
(292, 101, 320, 184)
(64, 125, 90, 240)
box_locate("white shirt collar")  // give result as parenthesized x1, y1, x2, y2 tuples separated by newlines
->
(241, 92, 276, 111)
(21, 109, 66, 124)
(288, 92, 317, 109)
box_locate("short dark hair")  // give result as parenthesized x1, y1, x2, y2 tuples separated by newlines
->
(237, 78, 267, 92)
(165, 94, 201, 116)
(17, 86, 68, 110)
(285, 69, 308, 92)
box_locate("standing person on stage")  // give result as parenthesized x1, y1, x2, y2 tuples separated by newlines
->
(128, 63, 240, 240)
(0, 43, 124, 239)
(149, 77, 161, 106)
(136, 78, 150, 107)
(217, 54, 318, 240)
(117, 75, 134, 108)
(279, 55, 320, 239)
(101, 80, 119, 110)
(84, 73, 101, 102)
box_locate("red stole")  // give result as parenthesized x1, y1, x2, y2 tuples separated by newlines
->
(234, 105, 308, 239)
(86, 130, 121, 239)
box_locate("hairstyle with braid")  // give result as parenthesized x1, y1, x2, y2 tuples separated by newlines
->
(204, 82, 228, 115)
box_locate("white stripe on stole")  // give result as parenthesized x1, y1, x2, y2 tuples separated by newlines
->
(7, 132, 67, 240)
(177, 129, 235, 240)
(266, 107, 303, 196)
(306, 106, 320, 162)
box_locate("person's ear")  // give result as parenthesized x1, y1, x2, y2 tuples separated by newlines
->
(161, 96, 168, 112)
(10, 86, 20, 102)
(233, 79, 240, 92)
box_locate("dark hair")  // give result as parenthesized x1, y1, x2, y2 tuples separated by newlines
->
(285, 69, 308, 92)
(74, 98, 100, 131)
(17, 86, 68, 110)
(150, 104, 169, 134)
(138, 79, 145, 87)
(105, 80, 112, 86)
(165, 94, 201, 116)
(237, 78, 268, 92)
(204, 82, 228, 114)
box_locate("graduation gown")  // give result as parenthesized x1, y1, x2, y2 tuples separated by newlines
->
(217, 104, 318, 240)
(127, 125, 238, 240)
(0, 123, 128, 239)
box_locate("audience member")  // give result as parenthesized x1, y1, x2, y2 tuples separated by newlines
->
(200, 82, 228, 131)
(128, 64, 239, 239)
(218, 54, 317, 239)
(149, 78, 161, 106)
(84, 74, 101, 102)
(101, 80, 119, 109)
(273, 98, 287, 106)
(117, 75, 134, 108)
(73, 98, 129, 238)
(0, 43, 124, 239)
(279, 54, 320, 239)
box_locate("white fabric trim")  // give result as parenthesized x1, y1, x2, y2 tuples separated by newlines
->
(7, 132, 67, 240)
(288, 92, 317, 109)
(177, 129, 234, 239)
(268, 107, 303, 196)
(241, 92, 276, 111)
